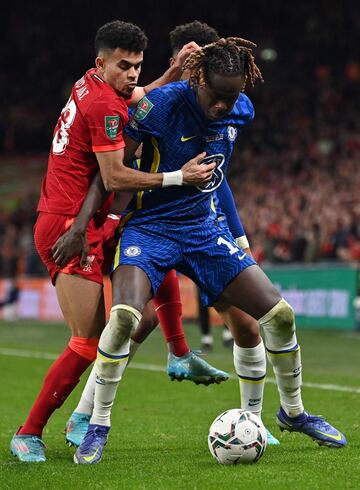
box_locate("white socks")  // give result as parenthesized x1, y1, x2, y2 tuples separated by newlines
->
(260, 299, 304, 417)
(233, 340, 266, 418)
(90, 305, 142, 427)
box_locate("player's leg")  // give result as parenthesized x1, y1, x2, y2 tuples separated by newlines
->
(197, 287, 213, 351)
(65, 300, 158, 447)
(11, 274, 103, 462)
(215, 303, 279, 445)
(153, 270, 229, 385)
(220, 265, 346, 447)
(74, 264, 153, 464)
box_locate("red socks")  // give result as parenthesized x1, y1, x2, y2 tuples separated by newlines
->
(152, 270, 190, 357)
(18, 342, 95, 437)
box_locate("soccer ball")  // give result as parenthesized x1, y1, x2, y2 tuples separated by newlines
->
(208, 409, 267, 465)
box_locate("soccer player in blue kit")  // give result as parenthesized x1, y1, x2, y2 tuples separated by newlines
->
(73, 37, 346, 463)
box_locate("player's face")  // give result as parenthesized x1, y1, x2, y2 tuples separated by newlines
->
(96, 48, 143, 98)
(196, 73, 245, 120)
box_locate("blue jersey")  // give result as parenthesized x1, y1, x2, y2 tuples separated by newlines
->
(124, 80, 254, 225)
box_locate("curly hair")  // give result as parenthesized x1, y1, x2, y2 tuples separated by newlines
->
(183, 37, 263, 89)
(169, 20, 219, 54)
(95, 20, 148, 55)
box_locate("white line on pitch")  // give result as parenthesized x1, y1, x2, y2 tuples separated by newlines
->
(1, 347, 359, 395)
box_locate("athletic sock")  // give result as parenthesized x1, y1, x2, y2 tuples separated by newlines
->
(260, 299, 304, 417)
(19, 345, 92, 436)
(233, 340, 266, 418)
(152, 269, 189, 357)
(74, 364, 96, 416)
(90, 305, 141, 427)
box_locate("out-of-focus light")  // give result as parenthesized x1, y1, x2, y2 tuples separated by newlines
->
(260, 48, 277, 61)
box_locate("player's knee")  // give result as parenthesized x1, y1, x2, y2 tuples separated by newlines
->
(109, 304, 142, 346)
(263, 298, 295, 333)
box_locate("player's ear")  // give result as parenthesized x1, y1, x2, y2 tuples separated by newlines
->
(95, 56, 105, 73)
(169, 57, 175, 67)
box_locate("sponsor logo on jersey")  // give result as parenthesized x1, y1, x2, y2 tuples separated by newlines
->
(227, 125, 237, 142)
(124, 246, 141, 257)
(196, 154, 225, 193)
(105, 116, 120, 140)
(134, 97, 154, 121)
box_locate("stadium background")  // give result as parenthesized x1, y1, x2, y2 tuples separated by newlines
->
(1, 3, 360, 488)
(0, 1, 359, 328)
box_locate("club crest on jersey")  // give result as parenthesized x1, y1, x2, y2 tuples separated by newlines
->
(196, 154, 225, 193)
(82, 255, 95, 273)
(227, 126, 237, 142)
(135, 96, 154, 121)
(105, 116, 120, 140)
(124, 246, 142, 257)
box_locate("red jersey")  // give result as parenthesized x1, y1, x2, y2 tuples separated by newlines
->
(37, 68, 129, 219)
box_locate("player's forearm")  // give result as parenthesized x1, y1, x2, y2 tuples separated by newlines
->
(105, 166, 164, 192)
(72, 173, 110, 233)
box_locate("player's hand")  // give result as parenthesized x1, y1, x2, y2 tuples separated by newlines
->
(173, 41, 200, 69)
(181, 152, 216, 186)
(52, 229, 89, 269)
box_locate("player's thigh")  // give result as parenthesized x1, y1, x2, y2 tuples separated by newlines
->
(111, 224, 180, 311)
(55, 273, 105, 338)
(219, 265, 281, 320)
(215, 301, 260, 346)
(111, 265, 153, 312)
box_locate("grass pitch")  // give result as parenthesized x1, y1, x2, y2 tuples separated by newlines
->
(0, 321, 359, 490)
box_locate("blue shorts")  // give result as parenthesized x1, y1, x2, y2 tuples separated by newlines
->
(112, 218, 256, 306)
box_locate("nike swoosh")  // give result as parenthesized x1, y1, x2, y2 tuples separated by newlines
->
(238, 253, 247, 260)
(181, 135, 198, 142)
(82, 447, 100, 462)
(315, 430, 343, 441)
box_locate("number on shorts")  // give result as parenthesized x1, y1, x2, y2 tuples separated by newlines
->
(217, 236, 239, 255)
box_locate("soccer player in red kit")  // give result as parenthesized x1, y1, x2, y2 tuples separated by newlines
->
(10, 20, 217, 463)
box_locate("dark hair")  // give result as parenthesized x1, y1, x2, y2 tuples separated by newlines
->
(95, 20, 148, 55)
(183, 37, 263, 89)
(169, 20, 219, 55)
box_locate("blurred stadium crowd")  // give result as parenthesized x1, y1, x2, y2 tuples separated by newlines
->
(0, 2, 359, 278)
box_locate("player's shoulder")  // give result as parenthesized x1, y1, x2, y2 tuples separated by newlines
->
(231, 93, 255, 123)
(133, 81, 188, 122)
(76, 68, 127, 113)
(143, 81, 189, 105)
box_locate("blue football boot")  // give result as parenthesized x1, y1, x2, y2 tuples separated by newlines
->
(276, 407, 346, 448)
(74, 424, 110, 464)
(65, 412, 91, 447)
(167, 351, 229, 385)
(266, 428, 280, 445)
(10, 432, 46, 462)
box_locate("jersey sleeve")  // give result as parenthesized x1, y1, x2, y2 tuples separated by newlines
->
(85, 96, 128, 153)
(216, 177, 246, 240)
(124, 89, 170, 143)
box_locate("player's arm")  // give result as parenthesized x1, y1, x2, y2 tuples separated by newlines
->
(97, 145, 214, 192)
(52, 145, 215, 267)
(129, 42, 199, 106)
(216, 177, 251, 255)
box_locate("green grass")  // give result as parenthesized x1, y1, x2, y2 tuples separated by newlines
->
(0, 321, 360, 489)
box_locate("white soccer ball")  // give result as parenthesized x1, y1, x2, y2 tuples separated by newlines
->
(208, 409, 267, 465)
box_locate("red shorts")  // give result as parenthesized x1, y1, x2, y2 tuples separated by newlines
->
(34, 212, 120, 285)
